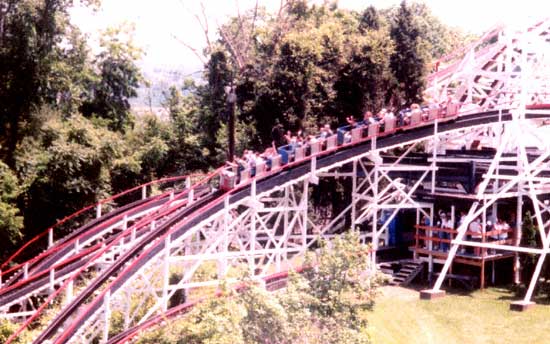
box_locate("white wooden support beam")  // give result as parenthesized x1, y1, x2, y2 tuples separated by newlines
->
(49, 269, 55, 293)
(431, 119, 438, 194)
(162, 234, 171, 312)
(219, 196, 230, 278)
(515, 192, 523, 284)
(142, 185, 147, 200)
(250, 180, 257, 275)
(524, 249, 549, 303)
(48, 227, 54, 248)
(302, 179, 309, 251)
(187, 177, 194, 205)
(66, 280, 73, 303)
(309, 157, 319, 185)
(103, 290, 111, 343)
(351, 160, 357, 228)
(371, 158, 379, 267)
(96, 204, 102, 219)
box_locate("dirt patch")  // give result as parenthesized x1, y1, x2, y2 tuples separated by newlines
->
(378, 285, 419, 301)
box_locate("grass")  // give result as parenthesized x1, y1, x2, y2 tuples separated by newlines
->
(369, 285, 550, 344)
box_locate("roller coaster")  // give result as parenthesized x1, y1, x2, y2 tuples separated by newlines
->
(3, 18, 550, 344)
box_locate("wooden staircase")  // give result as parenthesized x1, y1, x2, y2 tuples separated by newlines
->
(378, 260, 424, 286)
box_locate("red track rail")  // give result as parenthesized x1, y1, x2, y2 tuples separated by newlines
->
(108, 266, 310, 344)
(0, 172, 220, 286)
(6, 103, 550, 343)
(1, 176, 191, 271)
(4, 168, 224, 344)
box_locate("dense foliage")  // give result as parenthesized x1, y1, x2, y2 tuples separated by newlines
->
(519, 212, 550, 297)
(0, 0, 467, 261)
(136, 232, 381, 344)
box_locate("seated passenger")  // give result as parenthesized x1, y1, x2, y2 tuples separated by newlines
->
(377, 109, 388, 131)
(260, 147, 276, 169)
(286, 132, 298, 151)
(343, 130, 352, 144)
(376, 108, 387, 121)
(383, 110, 395, 132)
(284, 130, 294, 144)
(320, 124, 333, 138)
(361, 111, 377, 125)
(271, 123, 286, 151)
(346, 116, 358, 128)
(246, 151, 257, 176)
(410, 103, 424, 122)
(397, 109, 407, 126)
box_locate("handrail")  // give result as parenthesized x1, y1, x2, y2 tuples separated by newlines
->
(5, 167, 225, 344)
(39, 108, 526, 344)
(106, 266, 311, 344)
(414, 224, 514, 237)
(0, 172, 217, 280)
(0, 175, 194, 270)
(0, 170, 221, 294)
(6, 104, 550, 342)
(0, 189, 174, 280)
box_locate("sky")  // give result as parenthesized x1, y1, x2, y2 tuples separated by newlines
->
(71, 0, 550, 75)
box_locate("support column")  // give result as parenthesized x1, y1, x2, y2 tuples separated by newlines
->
(428, 205, 434, 282)
(351, 160, 357, 229)
(431, 119, 438, 194)
(283, 186, 289, 264)
(49, 269, 55, 293)
(162, 234, 171, 312)
(371, 158, 379, 267)
(514, 194, 523, 284)
(103, 290, 111, 343)
(66, 280, 73, 303)
(302, 179, 309, 251)
(187, 177, 194, 204)
(219, 197, 230, 278)
(48, 228, 54, 248)
(250, 180, 257, 275)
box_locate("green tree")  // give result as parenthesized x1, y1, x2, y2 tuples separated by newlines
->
(0, 161, 23, 254)
(80, 27, 142, 133)
(163, 84, 207, 174)
(389, 0, 427, 106)
(15, 108, 124, 237)
(0, 0, 99, 166)
(239, 284, 290, 344)
(304, 232, 376, 334)
(197, 51, 232, 163)
(137, 289, 246, 344)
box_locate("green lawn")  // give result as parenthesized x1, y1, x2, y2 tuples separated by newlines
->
(369, 286, 550, 344)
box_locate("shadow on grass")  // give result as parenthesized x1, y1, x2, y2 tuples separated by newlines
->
(402, 282, 477, 297)
(496, 283, 550, 305)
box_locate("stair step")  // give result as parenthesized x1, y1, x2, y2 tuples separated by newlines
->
(403, 264, 421, 269)
(378, 263, 393, 269)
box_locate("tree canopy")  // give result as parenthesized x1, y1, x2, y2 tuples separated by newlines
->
(0, 0, 470, 268)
